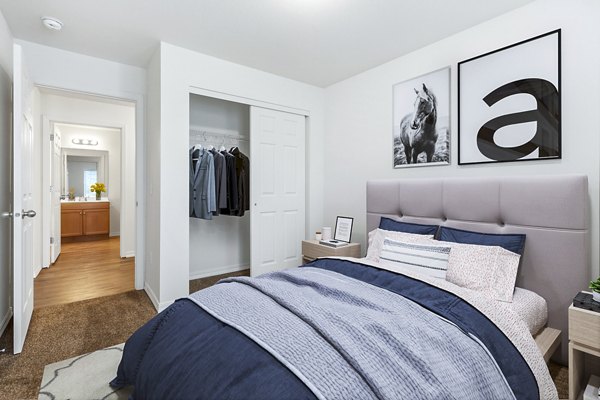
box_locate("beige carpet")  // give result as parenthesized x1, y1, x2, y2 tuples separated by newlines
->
(0, 268, 569, 399)
(0, 290, 155, 400)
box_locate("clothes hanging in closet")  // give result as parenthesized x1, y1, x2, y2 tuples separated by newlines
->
(230, 147, 250, 217)
(190, 144, 249, 219)
(219, 150, 239, 214)
(210, 148, 227, 216)
(189, 146, 216, 220)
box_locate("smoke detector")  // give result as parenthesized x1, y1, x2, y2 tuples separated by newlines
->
(41, 16, 63, 31)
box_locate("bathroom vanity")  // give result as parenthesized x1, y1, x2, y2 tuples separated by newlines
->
(61, 200, 110, 241)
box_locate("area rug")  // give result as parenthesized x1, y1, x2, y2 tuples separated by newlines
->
(38, 343, 130, 400)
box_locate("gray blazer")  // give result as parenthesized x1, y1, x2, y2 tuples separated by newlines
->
(190, 146, 216, 220)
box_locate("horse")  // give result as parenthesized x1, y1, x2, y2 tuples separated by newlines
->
(399, 83, 438, 164)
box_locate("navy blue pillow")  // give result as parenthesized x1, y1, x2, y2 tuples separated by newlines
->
(379, 217, 439, 236)
(438, 226, 526, 255)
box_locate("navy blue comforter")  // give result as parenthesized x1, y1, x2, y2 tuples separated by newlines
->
(112, 258, 538, 399)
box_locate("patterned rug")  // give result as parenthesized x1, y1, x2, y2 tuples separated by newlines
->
(38, 344, 130, 400)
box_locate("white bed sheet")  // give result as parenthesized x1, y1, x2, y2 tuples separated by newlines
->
(508, 287, 548, 336)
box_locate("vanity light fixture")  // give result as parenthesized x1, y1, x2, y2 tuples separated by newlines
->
(72, 138, 98, 146)
(41, 16, 63, 31)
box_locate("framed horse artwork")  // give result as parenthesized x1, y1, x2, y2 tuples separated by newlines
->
(392, 67, 450, 168)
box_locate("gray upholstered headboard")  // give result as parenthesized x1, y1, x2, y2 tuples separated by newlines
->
(366, 174, 589, 364)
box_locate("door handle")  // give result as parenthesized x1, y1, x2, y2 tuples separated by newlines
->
(1, 211, 12, 218)
(22, 210, 36, 218)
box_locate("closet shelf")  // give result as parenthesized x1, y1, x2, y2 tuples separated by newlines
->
(189, 128, 249, 142)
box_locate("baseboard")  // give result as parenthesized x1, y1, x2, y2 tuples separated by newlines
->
(109, 232, 120, 237)
(143, 282, 172, 313)
(189, 264, 249, 280)
(121, 251, 135, 258)
(33, 264, 42, 278)
(0, 307, 13, 339)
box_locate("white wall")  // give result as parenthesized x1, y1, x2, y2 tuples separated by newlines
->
(61, 125, 122, 236)
(189, 94, 250, 279)
(19, 39, 146, 289)
(324, 0, 600, 278)
(147, 42, 325, 310)
(0, 9, 12, 338)
(40, 93, 135, 255)
(144, 46, 161, 306)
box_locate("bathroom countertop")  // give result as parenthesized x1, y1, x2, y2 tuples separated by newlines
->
(61, 199, 109, 203)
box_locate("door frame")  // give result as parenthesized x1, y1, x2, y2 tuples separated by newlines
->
(39, 86, 145, 290)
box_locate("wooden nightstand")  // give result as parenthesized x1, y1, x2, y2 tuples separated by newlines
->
(301, 240, 361, 263)
(568, 299, 600, 400)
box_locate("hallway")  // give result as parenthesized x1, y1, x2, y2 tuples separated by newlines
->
(34, 237, 134, 308)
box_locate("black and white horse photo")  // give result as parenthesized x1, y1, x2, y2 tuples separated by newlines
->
(393, 68, 450, 167)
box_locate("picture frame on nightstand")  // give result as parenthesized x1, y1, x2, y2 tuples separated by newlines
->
(334, 216, 354, 243)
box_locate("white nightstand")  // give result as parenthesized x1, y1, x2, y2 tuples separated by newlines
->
(301, 240, 361, 263)
(568, 299, 600, 400)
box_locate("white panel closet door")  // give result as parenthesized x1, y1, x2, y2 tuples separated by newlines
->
(250, 107, 305, 277)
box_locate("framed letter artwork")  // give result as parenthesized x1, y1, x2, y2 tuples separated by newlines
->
(393, 67, 450, 168)
(334, 216, 354, 243)
(458, 29, 561, 165)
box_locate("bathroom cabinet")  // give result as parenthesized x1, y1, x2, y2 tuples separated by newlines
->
(61, 201, 110, 241)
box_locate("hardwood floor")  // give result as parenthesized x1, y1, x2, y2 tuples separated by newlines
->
(34, 237, 134, 309)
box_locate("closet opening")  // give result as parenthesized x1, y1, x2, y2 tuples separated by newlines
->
(189, 94, 251, 291)
(188, 90, 307, 292)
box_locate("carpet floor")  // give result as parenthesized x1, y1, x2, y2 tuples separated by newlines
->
(0, 268, 569, 399)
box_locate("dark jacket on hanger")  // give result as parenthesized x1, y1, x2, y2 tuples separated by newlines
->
(230, 147, 250, 217)
(210, 148, 227, 215)
(220, 150, 239, 214)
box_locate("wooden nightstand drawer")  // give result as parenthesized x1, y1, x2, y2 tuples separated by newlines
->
(301, 240, 361, 261)
(569, 305, 600, 349)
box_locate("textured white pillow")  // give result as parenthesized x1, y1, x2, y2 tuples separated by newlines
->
(435, 239, 521, 303)
(379, 238, 451, 279)
(366, 228, 434, 262)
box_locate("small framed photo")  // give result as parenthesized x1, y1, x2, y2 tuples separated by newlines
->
(334, 216, 354, 243)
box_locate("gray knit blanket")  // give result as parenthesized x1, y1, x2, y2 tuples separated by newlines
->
(188, 267, 516, 400)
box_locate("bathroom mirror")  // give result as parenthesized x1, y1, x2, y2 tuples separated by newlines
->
(62, 149, 109, 198)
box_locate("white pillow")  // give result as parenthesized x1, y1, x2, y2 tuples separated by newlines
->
(379, 238, 451, 279)
(434, 239, 521, 303)
(366, 228, 434, 262)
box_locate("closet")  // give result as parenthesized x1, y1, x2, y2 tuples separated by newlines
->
(189, 94, 306, 280)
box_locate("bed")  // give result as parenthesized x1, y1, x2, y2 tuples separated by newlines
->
(112, 174, 589, 400)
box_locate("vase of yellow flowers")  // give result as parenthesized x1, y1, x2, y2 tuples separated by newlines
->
(90, 182, 106, 200)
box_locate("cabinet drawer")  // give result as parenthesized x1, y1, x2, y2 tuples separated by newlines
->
(301, 240, 361, 259)
(569, 305, 600, 349)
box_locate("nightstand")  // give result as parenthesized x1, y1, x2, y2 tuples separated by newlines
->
(568, 299, 600, 400)
(301, 240, 361, 263)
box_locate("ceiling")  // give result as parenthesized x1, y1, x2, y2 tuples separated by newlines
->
(0, 0, 534, 87)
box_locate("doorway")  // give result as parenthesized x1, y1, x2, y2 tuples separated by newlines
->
(34, 88, 137, 308)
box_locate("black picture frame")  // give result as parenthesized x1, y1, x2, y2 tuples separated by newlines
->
(334, 216, 354, 243)
(392, 67, 451, 168)
(458, 29, 561, 165)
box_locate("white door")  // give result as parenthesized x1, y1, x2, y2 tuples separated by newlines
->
(50, 126, 61, 262)
(0, 45, 12, 343)
(12, 44, 36, 354)
(250, 107, 305, 276)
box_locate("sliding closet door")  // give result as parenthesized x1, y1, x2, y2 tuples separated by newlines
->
(250, 107, 305, 277)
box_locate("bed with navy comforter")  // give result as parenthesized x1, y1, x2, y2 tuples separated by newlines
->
(111, 258, 557, 399)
